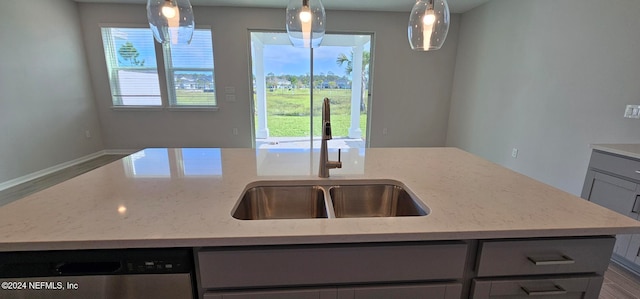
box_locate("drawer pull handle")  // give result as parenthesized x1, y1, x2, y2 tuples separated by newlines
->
(521, 285, 567, 296)
(635, 170, 640, 174)
(527, 255, 575, 266)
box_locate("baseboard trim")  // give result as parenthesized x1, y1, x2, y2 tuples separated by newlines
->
(0, 149, 135, 192)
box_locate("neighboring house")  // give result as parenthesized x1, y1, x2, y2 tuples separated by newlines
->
(275, 79, 291, 89)
(336, 79, 351, 89)
(319, 79, 351, 89)
(175, 75, 214, 90)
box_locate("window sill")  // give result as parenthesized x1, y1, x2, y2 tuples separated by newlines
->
(111, 106, 164, 111)
(167, 106, 219, 112)
(110, 106, 219, 112)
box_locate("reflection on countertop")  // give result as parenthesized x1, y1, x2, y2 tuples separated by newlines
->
(124, 148, 223, 178)
(123, 147, 366, 179)
(256, 148, 365, 176)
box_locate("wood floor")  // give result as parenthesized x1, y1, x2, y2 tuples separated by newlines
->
(1, 154, 640, 298)
(602, 262, 640, 298)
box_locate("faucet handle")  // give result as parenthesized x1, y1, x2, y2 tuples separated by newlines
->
(338, 148, 341, 162)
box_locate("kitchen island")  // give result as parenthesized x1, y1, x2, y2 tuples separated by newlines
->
(1, 147, 639, 298)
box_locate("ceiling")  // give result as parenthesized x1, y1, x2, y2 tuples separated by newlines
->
(73, 0, 492, 13)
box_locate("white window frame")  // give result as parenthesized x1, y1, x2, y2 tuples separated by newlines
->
(100, 24, 218, 111)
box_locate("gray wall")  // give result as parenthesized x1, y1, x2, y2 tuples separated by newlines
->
(78, 4, 460, 149)
(446, 0, 640, 195)
(0, 0, 104, 183)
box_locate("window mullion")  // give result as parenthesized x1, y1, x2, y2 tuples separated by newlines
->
(155, 40, 171, 107)
(104, 29, 123, 106)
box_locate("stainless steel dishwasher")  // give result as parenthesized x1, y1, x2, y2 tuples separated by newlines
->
(0, 248, 195, 299)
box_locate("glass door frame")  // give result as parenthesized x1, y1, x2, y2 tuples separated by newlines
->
(247, 30, 375, 149)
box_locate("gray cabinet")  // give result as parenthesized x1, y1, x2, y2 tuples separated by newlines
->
(196, 242, 467, 299)
(475, 237, 614, 277)
(204, 288, 336, 299)
(204, 283, 463, 299)
(197, 242, 467, 289)
(337, 283, 462, 299)
(471, 275, 603, 299)
(582, 150, 640, 273)
(197, 237, 614, 299)
(470, 237, 613, 299)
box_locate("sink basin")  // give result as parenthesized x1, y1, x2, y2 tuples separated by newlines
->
(232, 186, 328, 220)
(329, 184, 428, 218)
(232, 180, 429, 220)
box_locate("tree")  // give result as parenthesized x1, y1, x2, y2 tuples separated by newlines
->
(290, 77, 299, 89)
(118, 42, 145, 66)
(266, 72, 277, 89)
(337, 51, 370, 112)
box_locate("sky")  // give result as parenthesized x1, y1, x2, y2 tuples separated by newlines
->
(262, 45, 354, 77)
(110, 28, 368, 78)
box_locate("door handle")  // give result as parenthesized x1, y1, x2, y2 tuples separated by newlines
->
(633, 195, 640, 214)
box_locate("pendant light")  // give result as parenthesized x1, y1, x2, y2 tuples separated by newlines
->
(408, 0, 450, 51)
(147, 0, 195, 45)
(286, 0, 326, 48)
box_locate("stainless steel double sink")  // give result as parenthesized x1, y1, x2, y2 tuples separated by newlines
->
(232, 180, 430, 220)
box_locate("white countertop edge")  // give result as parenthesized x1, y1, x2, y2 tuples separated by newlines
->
(591, 144, 640, 160)
(2, 226, 636, 252)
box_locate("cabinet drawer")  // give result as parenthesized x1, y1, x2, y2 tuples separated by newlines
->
(476, 237, 614, 277)
(471, 275, 603, 299)
(589, 150, 640, 181)
(198, 242, 468, 289)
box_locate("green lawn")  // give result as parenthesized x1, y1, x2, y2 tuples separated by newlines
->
(268, 114, 367, 137)
(175, 88, 368, 138)
(258, 88, 368, 138)
(175, 89, 216, 106)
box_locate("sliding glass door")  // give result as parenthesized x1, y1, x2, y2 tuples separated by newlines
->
(250, 31, 372, 150)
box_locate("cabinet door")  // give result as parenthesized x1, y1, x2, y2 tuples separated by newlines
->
(585, 171, 639, 256)
(625, 234, 640, 271)
(204, 289, 336, 299)
(337, 283, 462, 299)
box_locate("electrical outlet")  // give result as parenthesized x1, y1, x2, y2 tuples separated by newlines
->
(85, 130, 92, 139)
(511, 148, 518, 158)
(232, 128, 238, 135)
(625, 105, 640, 118)
(382, 128, 388, 135)
(225, 86, 236, 94)
(225, 94, 236, 102)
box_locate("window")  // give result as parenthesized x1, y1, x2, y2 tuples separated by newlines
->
(101, 28, 161, 106)
(164, 30, 216, 106)
(250, 31, 372, 149)
(101, 27, 216, 108)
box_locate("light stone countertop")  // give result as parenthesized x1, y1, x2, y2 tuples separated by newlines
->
(592, 144, 640, 160)
(1, 147, 639, 252)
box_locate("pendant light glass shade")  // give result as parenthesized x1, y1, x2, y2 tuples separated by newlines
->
(286, 0, 326, 48)
(408, 0, 450, 51)
(147, 0, 195, 45)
